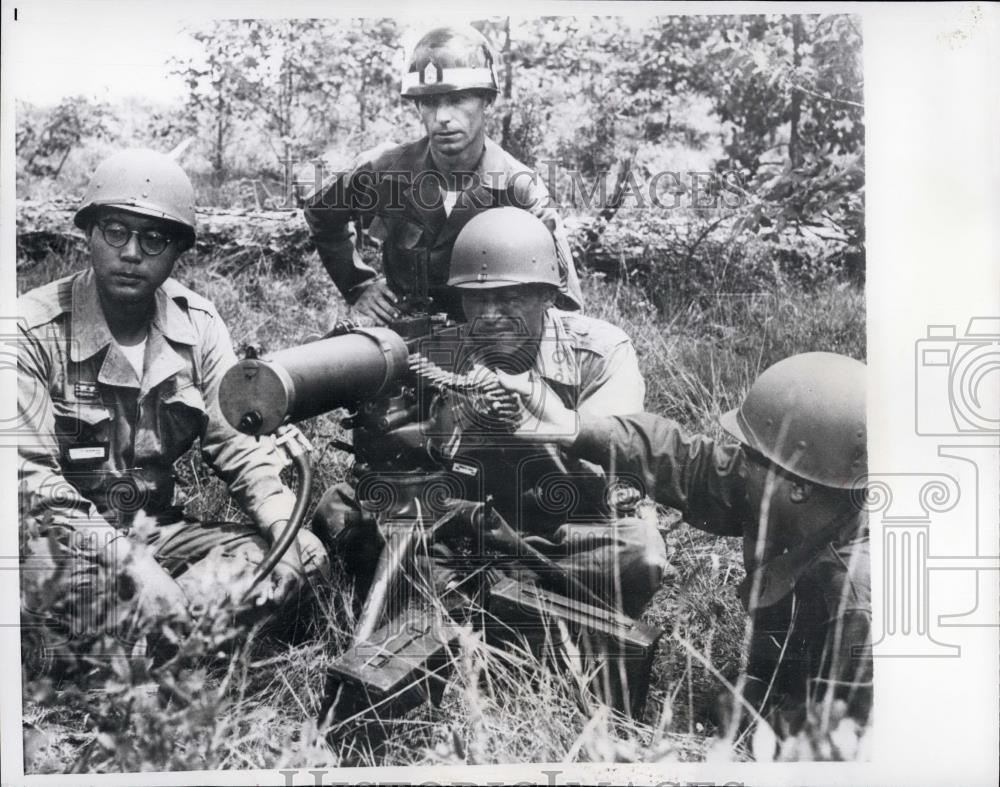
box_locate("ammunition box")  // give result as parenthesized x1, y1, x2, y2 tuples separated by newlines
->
(320, 609, 462, 726)
(486, 578, 663, 719)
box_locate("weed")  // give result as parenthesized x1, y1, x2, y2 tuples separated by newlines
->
(18, 248, 867, 771)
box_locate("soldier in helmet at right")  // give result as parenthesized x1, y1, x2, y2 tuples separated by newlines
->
(496, 352, 873, 731)
(304, 25, 584, 326)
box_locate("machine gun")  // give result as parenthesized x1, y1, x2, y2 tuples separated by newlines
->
(218, 317, 663, 736)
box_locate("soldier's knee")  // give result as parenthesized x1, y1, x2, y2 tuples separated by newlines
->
(617, 517, 669, 612)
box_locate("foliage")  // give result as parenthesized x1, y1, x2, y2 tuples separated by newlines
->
(16, 15, 865, 288)
(16, 97, 113, 180)
(170, 18, 407, 188)
(16, 14, 869, 770)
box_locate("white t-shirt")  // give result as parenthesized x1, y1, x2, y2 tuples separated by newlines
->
(117, 337, 147, 380)
(442, 190, 459, 216)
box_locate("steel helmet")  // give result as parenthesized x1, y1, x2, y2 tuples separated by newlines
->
(448, 208, 561, 290)
(401, 26, 499, 99)
(721, 352, 867, 489)
(74, 149, 196, 249)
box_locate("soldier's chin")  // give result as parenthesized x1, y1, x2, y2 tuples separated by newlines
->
(430, 133, 467, 155)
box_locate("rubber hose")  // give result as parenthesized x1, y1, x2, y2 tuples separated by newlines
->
(246, 449, 313, 593)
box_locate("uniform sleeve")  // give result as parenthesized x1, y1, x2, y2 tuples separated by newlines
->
(17, 324, 119, 558)
(303, 168, 380, 303)
(571, 413, 747, 537)
(576, 340, 646, 417)
(808, 538, 874, 718)
(513, 173, 584, 312)
(195, 312, 296, 531)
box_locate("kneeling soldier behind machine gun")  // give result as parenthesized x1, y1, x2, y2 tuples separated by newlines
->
(219, 208, 668, 735)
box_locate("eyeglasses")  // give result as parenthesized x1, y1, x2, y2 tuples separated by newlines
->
(97, 221, 174, 256)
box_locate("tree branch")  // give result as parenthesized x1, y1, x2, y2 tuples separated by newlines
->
(790, 83, 864, 110)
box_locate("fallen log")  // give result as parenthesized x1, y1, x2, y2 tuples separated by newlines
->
(16, 201, 316, 275)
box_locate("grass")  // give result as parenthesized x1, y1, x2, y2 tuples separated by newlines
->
(17, 243, 867, 772)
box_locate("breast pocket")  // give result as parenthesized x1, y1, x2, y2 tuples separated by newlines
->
(50, 400, 114, 500)
(159, 383, 209, 458)
(52, 399, 113, 457)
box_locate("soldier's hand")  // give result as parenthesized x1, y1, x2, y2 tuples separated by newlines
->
(346, 279, 400, 326)
(494, 370, 579, 447)
(246, 521, 306, 608)
(253, 557, 302, 609)
(127, 553, 192, 626)
(438, 498, 522, 554)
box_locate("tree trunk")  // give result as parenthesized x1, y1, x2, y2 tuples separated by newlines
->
(52, 143, 75, 179)
(580, 154, 636, 264)
(500, 17, 513, 152)
(789, 15, 804, 168)
(214, 94, 226, 186)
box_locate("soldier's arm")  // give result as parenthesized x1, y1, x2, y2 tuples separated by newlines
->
(17, 324, 125, 563)
(512, 172, 584, 311)
(194, 308, 296, 534)
(303, 168, 380, 305)
(576, 339, 646, 416)
(570, 413, 746, 537)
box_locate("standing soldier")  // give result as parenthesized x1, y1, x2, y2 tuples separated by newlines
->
(18, 149, 329, 663)
(497, 352, 873, 730)
(304, 25, 584, 326)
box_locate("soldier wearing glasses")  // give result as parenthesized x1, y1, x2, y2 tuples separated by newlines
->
(18, 150, 328, 660)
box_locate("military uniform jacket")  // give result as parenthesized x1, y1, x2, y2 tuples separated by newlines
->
(18, 270, 293, 555)
(440, 309, 646, 533)
(303, 136, 584, 320)
(571, 413, 872, 710)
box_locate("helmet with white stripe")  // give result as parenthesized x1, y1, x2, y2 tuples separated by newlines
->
(401, 26, 499, 99)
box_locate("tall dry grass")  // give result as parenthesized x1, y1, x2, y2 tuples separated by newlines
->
(18, 245, 867, 772)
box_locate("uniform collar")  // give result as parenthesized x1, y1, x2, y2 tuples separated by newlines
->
(70, 269, 116, 362)
(404, 135, 513, 191)
(70, 269, 198, 393)
(534, 309, 577, 388)
(70, 269, 198, 361)
(151, 284, 198, 347)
